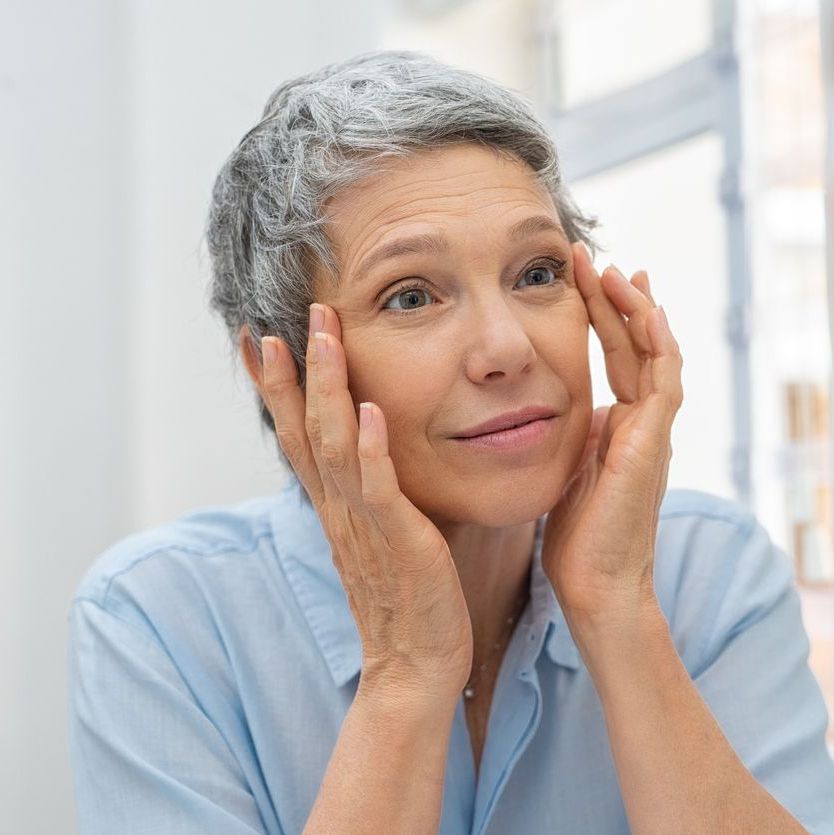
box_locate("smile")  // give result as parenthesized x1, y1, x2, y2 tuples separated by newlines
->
(450, 416, 556, 451)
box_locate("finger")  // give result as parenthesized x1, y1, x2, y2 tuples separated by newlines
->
(312, 305, 365, 510)
(631, 270, 655, 305)
(634, 306, 684, 450)
(599, 265, 655, 356)
(572, 242, 639, 403)
(637, 349, 654, 402)
(304, 303, 342, 502)
(647, 306, 684, 424)
(261, 335, 326, 507)
(631, 273, 657, 397)
(628, 273, 658, 401)
(357, 401, 441, 558)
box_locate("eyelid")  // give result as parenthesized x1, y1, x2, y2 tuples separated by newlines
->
(379, 254, 569, 312)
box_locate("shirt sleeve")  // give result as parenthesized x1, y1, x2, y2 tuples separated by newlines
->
(68, 597, 273, 835)
(689, 513, 834, 835)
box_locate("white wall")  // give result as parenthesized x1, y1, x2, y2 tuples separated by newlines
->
(1, 4, 133, 832)
(0, 1, 380, 831)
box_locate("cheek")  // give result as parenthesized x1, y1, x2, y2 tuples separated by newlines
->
(343, 341, 439, 437)
(540, 317, 590, 377)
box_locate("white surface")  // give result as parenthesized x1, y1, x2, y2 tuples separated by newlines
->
(0, 2, 379, 831)
(554, 0, 712, 107)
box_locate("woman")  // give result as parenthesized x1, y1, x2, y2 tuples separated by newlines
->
(68, 50, 834, 834)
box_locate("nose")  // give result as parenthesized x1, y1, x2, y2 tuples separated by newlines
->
(461, 297, 537, 383)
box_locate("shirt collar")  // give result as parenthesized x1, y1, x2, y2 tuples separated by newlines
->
(272, 476, 580, 689)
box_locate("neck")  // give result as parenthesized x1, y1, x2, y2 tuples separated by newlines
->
(435, 518, 536, 663)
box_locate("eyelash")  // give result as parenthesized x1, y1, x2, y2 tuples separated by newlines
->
(380, 256, 569, 314)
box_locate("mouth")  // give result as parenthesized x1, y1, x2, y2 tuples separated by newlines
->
(466, 418, 535, 437)
(452, 406, 558, 439)
(450, 415, 557, 451)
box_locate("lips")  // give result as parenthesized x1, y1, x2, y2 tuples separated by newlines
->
(452, 406, 557, 439)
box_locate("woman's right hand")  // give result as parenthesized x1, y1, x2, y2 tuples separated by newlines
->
(258, 302, 473, 706)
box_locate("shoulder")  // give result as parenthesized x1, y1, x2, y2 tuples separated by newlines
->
(657, 486, 777, 563)
(659, 486, 754, 527)
(71, 494, 280, 630)
(655, 488, 795, 673)
(656, 487, 770, 590)
(68, 484, 337, 730)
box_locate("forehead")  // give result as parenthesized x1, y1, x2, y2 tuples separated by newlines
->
(323, 143, 559, 268)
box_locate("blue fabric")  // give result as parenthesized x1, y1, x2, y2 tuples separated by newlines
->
(68, 477, 834, 834)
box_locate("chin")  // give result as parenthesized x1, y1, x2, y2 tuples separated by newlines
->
(417, 471, 566, 529)
(469, 488, 560, 528)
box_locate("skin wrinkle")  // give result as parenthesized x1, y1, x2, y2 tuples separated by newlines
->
(352, 215, 568, 289)
(332, 187, 564, 288)
(326, 153, 561, 286)
(304, 144, 593, 730)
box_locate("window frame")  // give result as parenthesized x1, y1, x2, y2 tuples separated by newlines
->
(542, 0, 754, 505)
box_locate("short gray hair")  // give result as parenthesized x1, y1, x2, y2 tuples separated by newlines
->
(204, 49, 599, 476)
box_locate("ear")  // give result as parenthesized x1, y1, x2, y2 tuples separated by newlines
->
(238, 324, 266, 400)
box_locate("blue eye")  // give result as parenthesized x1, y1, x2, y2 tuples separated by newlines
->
(380, 257, 568, 314)
(382, 283, 434, 312)
(516, 263, 563, 287)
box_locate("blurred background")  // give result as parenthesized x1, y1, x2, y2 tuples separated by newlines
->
(2, 0, 833, 830)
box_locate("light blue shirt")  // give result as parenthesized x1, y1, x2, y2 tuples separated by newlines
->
(68, 476, 834, 834)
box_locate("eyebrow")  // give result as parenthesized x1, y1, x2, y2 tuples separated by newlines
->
(353, 214, 567, 281)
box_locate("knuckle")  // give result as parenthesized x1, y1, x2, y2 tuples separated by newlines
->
(328, 528, 352, 558)
(267, 361, 294, 390)
(652, 391, 676, 412)
(305, 413, 321, 445)
(322, 506, 351, 550)
(671, 382, 684, 410)
(409, 526, 447, 564)
(356, 443, 374, 462)
(362, 487, 396, 515)
(320, 439, 351, 475)
(276, 431, 306, 466)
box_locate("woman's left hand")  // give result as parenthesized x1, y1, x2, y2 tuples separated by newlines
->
(541, 242, 684, 629)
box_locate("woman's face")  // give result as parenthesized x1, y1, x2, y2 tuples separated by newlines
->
(314, 142, 593, 527)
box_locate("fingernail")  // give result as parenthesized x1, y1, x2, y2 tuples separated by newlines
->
(309, 303, 324, 337)
(606, 263, 626, 281)
(360, 402, 373, 429)
(261, 337, 277, 367)
(314, 331, 328, 360)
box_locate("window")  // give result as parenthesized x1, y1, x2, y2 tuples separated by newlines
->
(550, 0, 712, 106)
